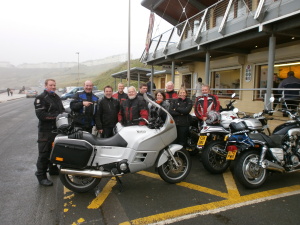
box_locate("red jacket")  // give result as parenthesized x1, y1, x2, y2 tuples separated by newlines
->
(165, 90, 178, 100)
(118, 96, 148, 126)
(112, 92, 128, 104)
(194, 94, 220, 120)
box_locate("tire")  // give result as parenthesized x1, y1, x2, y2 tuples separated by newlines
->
(202, 140, 230, 174)
(59, 169, 101, 193)
(158, 149, 191, 184)
(235, 150, 267, 189)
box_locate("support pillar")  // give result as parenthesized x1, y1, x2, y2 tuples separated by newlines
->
(205, 51, 210, 85)
(266, 34, 276, 109)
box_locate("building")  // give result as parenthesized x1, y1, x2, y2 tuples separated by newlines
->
(140, 0, 300, 112)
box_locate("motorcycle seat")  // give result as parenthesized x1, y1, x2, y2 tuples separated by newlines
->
(81, 132, 128, 147)
(249, 133, 283, 147)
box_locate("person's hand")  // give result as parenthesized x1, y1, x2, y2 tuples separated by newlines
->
(203, 117, 207, 121)
(83, 101, 93, 107)
(98, 129, 103, 133)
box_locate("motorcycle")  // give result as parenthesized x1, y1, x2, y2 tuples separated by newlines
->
(226, 108, 300, 189)
(50, 94, 192, 193)
(201, 96, 275, 174)
(187, 93, 238, 156)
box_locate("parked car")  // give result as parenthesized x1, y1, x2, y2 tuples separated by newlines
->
(60, 87, 84, 100)
(60, 86, 99, 100)
(26, 90, 38, 98)
(63, 91, 104, 113)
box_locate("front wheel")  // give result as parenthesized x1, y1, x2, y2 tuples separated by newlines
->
(235, 150, 267, 189)
(202, 140, 230, 174)
(59, 169, 101, 193)
(158, 149, 191, 184)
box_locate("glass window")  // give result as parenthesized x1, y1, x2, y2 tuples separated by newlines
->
(211, 69, 240, 98)
(254, 62, 300, 100)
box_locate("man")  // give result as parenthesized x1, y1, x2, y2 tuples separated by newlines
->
(70, 80, 98, 133)
(137, 83, 154, 100)
(112, 83, 128, 104)
(194, 77, 203, 98)
(165, 81, 178, 101)
(34, 79, 64, 186)
(95, 86, 120, 138)
(194, 84, 221, 121)
(147, 77, 156, 95)
(278, 71, 300, 114)
(118, 86, 149, 126)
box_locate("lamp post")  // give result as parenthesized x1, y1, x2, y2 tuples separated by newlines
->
(76, 52, 79, 86)
(127, 0, 131, 87)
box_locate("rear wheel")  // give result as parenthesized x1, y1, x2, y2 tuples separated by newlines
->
(59, 169, 101, 193)
(202, 140, 230, 174)
(158, 149, 191, 183)
(235, 150, 267, 189)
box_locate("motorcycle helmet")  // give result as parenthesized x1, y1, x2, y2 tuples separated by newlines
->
(56, 113, 70, 130)
(206, 111, 221, 124)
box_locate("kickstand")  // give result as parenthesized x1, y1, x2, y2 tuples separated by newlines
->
(115, 176, 123, 192)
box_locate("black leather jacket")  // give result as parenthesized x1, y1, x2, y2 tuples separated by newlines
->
(34, 90, 65, 132)
(170, 97, 193, 126)
(95, 96, 120, 129)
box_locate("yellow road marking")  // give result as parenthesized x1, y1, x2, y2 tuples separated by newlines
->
(120, 170, 300, 225)
(138, 171, 228, 198)
(223, 170, 240, 198)
(87, 178, 117, 209)
(63, 170, 300, 225)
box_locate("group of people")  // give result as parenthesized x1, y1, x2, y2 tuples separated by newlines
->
(34, 71, 299, 186)
(33, 78, 221, 186)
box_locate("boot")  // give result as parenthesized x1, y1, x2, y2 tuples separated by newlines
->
(36, 173, 53, 186)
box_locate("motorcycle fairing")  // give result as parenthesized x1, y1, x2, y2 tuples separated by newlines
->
(156, 144, 183, 167)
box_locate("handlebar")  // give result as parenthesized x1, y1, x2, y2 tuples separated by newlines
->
(132, 117, 150, 124)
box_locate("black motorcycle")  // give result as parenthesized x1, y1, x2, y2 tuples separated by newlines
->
(226, 109, 300, 189)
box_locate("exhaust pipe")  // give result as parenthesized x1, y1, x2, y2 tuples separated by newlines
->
(60, 168, 119, 178)
(262, 160, 285, 173)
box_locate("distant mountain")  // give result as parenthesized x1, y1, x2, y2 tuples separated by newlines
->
(0, 62, 122, 90)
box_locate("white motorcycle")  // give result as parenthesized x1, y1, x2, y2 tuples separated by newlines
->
(50, 94, 191, 193)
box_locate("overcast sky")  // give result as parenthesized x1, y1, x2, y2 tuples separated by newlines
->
(0, 0, 172, 66)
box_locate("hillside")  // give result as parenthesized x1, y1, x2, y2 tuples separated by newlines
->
(0, 62, 121, 90)
(0, 59, 159, 91)
(92, 59, 160, 90)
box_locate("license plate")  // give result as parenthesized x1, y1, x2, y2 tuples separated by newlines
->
(197, 135, 207, 147)
(226, 150, 237, 160)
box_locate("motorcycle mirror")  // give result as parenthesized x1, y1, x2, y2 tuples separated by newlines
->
(231, 93, 236, 98)
(269, 97, 275, 103)
(233, 108, 239, 113)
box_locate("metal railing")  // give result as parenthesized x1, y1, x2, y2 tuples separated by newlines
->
(142, 0, 292, 61)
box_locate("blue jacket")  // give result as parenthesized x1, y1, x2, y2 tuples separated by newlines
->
(70, 91, 98, 128)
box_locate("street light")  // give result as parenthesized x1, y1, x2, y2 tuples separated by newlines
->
(76, 52, 79, 86)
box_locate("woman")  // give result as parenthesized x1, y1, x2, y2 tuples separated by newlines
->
(149, 89, 170, 122)
(169, 88, 193, 149)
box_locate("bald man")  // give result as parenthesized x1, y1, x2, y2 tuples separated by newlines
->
(70, 80, 99, 133)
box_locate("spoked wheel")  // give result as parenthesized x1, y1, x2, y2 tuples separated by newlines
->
(235, 150, 267, 189)
(158, 149, 191, 184)
(59, 169, 101, 193)
(202, 140, 230, 174)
